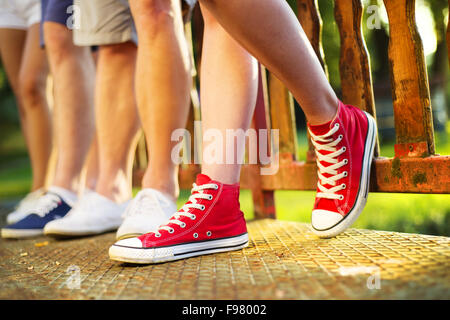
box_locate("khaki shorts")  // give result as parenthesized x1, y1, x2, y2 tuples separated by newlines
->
(73, 0, 197, 47)
(73, 0, 136, 46)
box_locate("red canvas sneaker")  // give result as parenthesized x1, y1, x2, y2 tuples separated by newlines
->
(109, 174, 249, 264)
(308, 100, 377, 238)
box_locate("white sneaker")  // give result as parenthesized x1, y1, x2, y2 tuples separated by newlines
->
(6, 188, 45, 224)
(44, 192, 130, 237)
(116, 188, 177, 240)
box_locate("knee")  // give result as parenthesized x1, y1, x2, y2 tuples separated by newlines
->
(99, 42, 136, 60)
(43, 23, 75, 64)
(200, 4, 220, 30)
(131, 0, 177, 37)
(18, 72, 47, 108)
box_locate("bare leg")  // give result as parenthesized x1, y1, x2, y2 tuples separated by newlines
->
(199, 5, 258, 184)
(44, 22, 96, 193)
(84, 133, 99, 191)
(0, 25, 52, 191)
(18, 24, 52, 190)
(83, 51, 101, 192)
(0, 29, 25, 95)
(129, 0, 191, 201)
(94, 42, 141, 203)
(199, 0, 338, 125)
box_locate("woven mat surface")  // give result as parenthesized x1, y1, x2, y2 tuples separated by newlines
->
(1, 219, 449, 299)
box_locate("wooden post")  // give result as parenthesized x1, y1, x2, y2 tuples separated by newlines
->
(383, 0, 435, 158)
(132, 132, 147, 187)
(297, 0, 327, 163)
(265, 69, 298, 164)
(250, 68, 276, 219)
(297, 0, 328, 74)
(447, 0, 450, 69)
(335, 0, 380, 157)
(247, 66, 298, 219)
(183, 20, 202, 177)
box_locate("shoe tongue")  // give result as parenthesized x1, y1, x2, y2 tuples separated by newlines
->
(308, 120, 333, 136)
(196, 174, 213, 186)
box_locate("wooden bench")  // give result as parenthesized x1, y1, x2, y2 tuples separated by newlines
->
(133, 0, 450, 219)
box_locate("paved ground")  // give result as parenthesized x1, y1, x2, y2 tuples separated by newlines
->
(1, 203, 449, 300)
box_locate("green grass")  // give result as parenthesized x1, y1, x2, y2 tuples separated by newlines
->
(0, 123, 32, 199)
(1, 121, 449, 236)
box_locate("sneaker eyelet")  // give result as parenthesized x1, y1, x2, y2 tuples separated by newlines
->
(341, 184, 346, 189)
(168, 228, 174, 234)
(213, 184, 219, 190)
(190, 214, 196, 220)
(208, 195, 213, 200)
(206, 231, 212, 237)
(181, 222, 186, 228)
(155, 233, 161, 238)
(339, 195, 344, 201)
(200, 205, 206, 210)
(338, 134, 343, 139)
(342, 146, 346, 152)
(343, 159, 348, 165)
(343, 171, 348, 177)
(193, 233, 198, 238)
(335, 123, 340, 129)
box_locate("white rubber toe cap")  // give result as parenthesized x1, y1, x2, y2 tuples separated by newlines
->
(7, 210, 27, 225)
(311, 209, 344, 231)
(114, 237, 143, 249)
(43, 219, 66, 233)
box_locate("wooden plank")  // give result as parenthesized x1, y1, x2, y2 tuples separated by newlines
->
(142, 155, 450, 193)
(383, 0, 435, 157)
(370, 156, 450, 193)
(138, 156, 450, 194)
(238, 156, 450, 194)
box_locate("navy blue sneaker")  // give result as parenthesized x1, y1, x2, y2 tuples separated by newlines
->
(1, 192, 72, 239)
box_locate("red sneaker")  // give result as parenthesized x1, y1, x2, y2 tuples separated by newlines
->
(109, 174, 249, 264)
(308, 100, 377, 238)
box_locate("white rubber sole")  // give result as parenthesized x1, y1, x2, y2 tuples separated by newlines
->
(109, 233, 249, 264)
(312, 112, 377, 238)
(43, 226, 118, 238)
(116, 233, 144, 241)
(1, 228, 43, 239)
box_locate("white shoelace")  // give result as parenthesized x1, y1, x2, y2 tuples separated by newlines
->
(15, 188, 43, 211)
(154, 183, 218, 237)
(122, 190, 170, 219)
(25, 193, 61, 217)
(309, 123, 348, 200)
